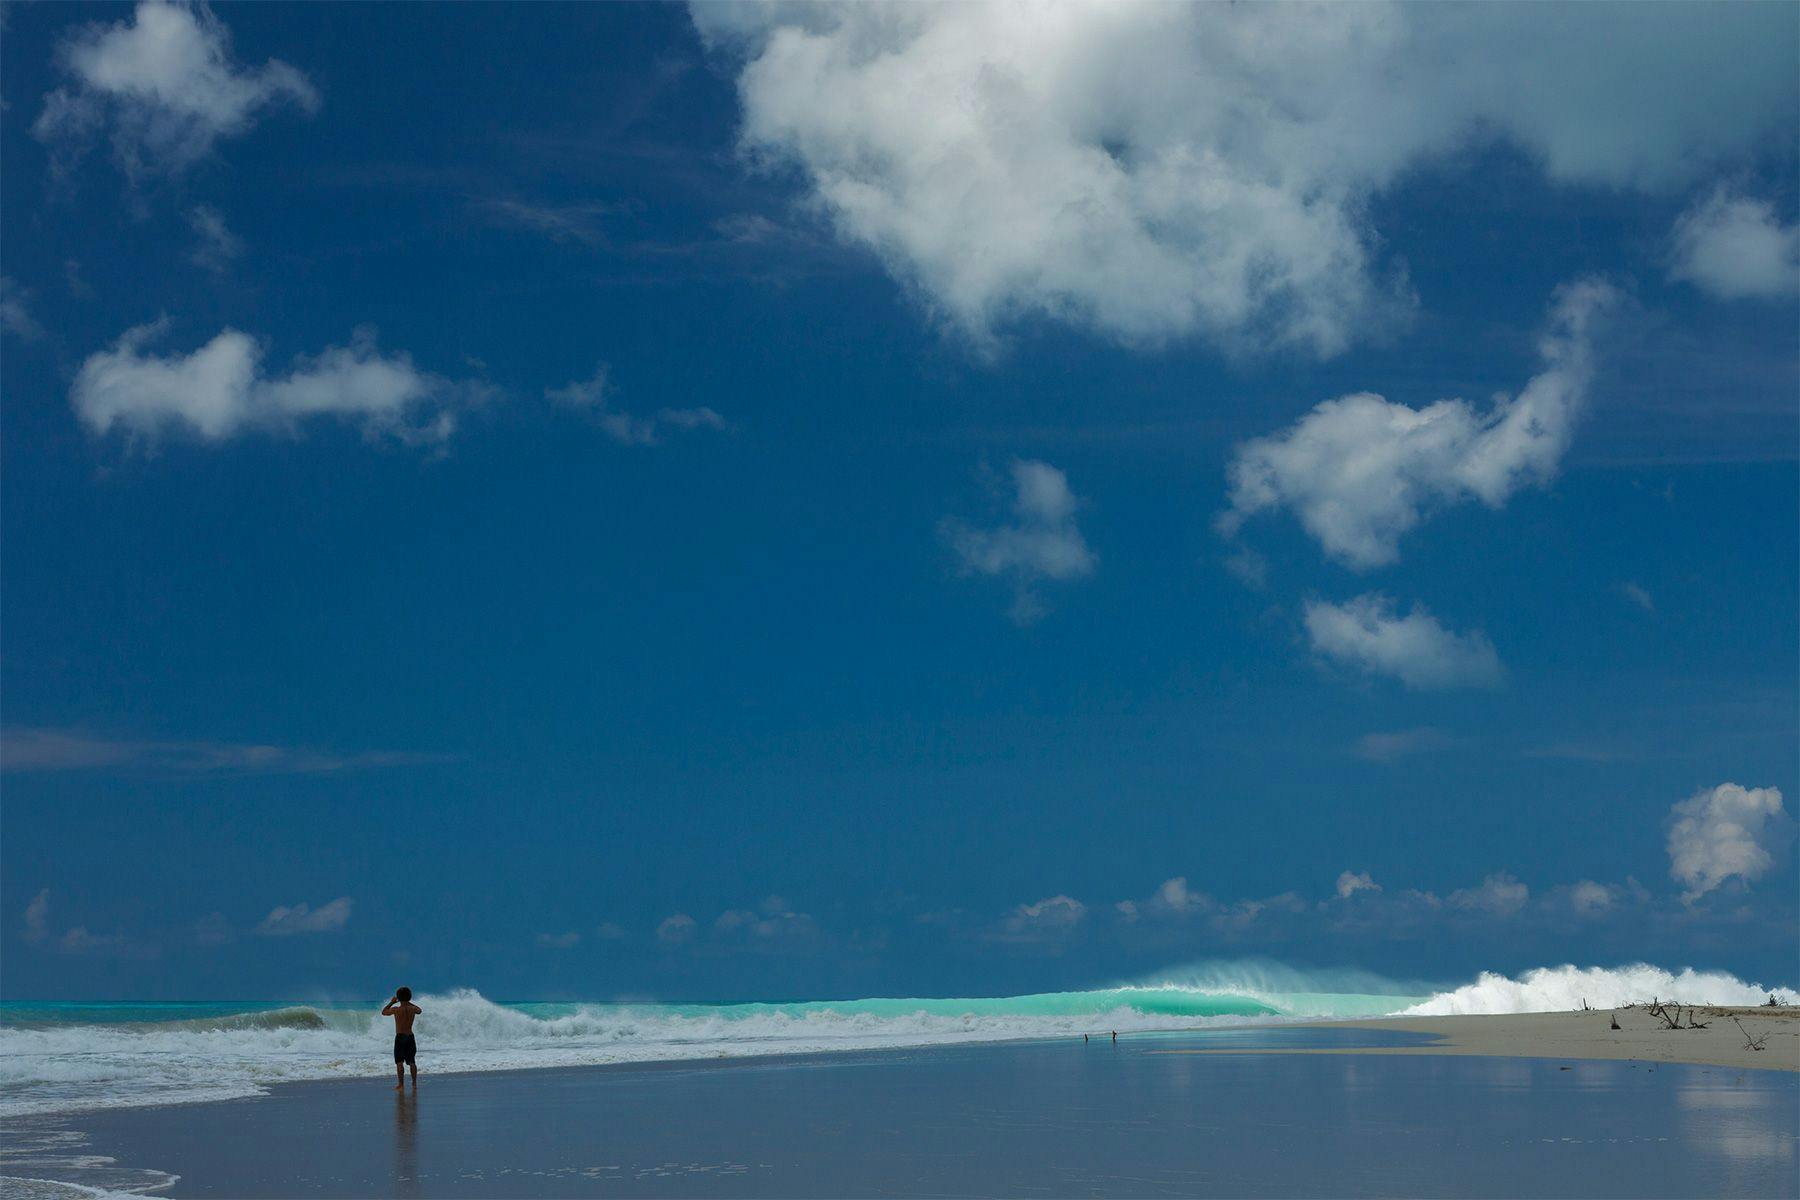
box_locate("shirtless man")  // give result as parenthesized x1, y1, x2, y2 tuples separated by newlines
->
(382, 987, 421, 1089)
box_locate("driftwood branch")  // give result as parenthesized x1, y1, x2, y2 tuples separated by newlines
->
(1642, 998, 1712, 1030)
(1648, 999, 1682, 1030)
(1733, 1018, 1769, 1052)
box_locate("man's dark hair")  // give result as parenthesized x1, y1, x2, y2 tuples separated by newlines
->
(396, 986, 412, 1002)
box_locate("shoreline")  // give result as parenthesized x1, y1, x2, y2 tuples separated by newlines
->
(8, 1004, 1797, 1125)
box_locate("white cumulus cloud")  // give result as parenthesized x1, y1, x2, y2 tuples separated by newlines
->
(1669, 186, 1800, 301)
(1305, 594, 1502, 690)
(1335, 871, 1380, 899)
(72, 321, 477, 446)
(1220, 280, 1617, 569)
(256, 896, 353, 936)
(694, 2, 1788, 352)
(36, 0, 318, 179)
(943, 459, 1095, 622)
(1668, 783, 1788, 902)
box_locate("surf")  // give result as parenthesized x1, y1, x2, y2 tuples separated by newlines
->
(3, 962, 1792, 1118)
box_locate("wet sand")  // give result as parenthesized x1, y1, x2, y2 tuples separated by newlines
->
(21, 1026, 1799, 1199)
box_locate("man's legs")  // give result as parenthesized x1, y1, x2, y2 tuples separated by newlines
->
(394, 1060, 405, 1089)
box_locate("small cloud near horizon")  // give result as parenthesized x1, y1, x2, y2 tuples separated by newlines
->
(256, 897, 354, 936)
(0, 727, 453, 776)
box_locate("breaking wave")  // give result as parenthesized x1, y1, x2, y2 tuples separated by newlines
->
(2, 962, 1790, 1117)
(1399, 964, 1798, 1016)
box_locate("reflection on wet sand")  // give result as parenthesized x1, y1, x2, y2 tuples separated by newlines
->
(393, 1089, 419, 1200)
(55, 1032, 1800, 1199)
(1678, 1074, 1798, 1176)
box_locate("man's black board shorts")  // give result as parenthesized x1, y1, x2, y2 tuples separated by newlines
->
(394, 1033, 416, 1065)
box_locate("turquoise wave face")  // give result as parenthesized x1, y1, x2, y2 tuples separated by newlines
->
(643, 988, 1287, 1022)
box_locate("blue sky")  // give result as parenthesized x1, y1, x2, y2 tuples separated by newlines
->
(2, 2, 1795, 1002)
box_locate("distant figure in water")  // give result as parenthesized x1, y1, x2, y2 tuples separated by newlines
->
(1111, 1030, 1117, 1042)
(383, 987, 421, 1089)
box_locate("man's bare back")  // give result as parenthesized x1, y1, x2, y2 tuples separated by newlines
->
(382, 988, 421, 1088)
(384, 998, 420, 1035)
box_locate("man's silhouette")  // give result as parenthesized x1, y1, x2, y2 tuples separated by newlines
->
(382, 987, 422, 1089)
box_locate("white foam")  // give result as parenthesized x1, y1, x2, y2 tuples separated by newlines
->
(0, 989, 1278, 1118)
(1401, 964, 1797, 1015)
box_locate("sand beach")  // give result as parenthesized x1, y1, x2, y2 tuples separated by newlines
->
(1185, 1006, 1800, 1073)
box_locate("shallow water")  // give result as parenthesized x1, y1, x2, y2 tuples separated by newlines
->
(35, 1028, 1800, 1199)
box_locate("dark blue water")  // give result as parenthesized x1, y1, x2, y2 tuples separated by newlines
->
(41, 1030, 1800, 1197)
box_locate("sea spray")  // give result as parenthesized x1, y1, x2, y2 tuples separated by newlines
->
(1400, 963, 1800, 1015)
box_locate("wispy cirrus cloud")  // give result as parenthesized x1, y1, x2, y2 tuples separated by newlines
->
(23, 890, 51, 944)
(474, 197, 624, 247)
(546, 365, 730, 446)
(187, 204, 243, 273)
(0, 727, 451, 776)
(1618, 581, 1656, 613)
(1353, 727, 1460, 762)
(1, 276, 45, 341)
